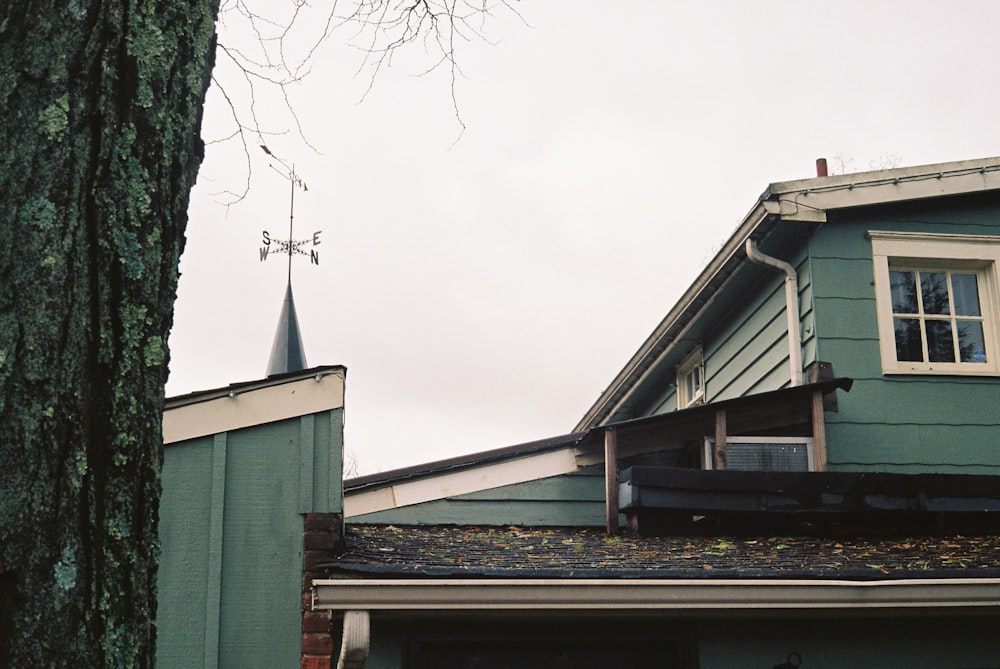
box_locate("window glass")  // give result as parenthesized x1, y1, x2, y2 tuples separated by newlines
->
(920, 272, 951, 315)
(893, 318, 923, 361)
(925, 319, 956, 362)
(889, 268, 986, 366)
(958, 320, 987, 362)
(952, 273, 982, 316)
(890, 270, 918, 313)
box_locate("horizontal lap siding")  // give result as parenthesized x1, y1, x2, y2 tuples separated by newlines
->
(704, 249, 811, 403)
(347, 470, 607, 526)
(811, 200, 1000, 473)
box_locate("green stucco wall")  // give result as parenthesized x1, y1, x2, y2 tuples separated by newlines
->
(810, 197, 1000, 473)
(157, 407, 344, 668)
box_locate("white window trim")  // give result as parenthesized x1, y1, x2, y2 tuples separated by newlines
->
(870, 230, 1000, 376)
(676, 346, 705, 408)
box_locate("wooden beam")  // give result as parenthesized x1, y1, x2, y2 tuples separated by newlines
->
(811, 390, 828, 472)
(605, 428, 619, 535)
(713, 410, 727, 470)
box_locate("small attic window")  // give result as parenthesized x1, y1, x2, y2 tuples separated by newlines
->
(677, 347, 705, 408)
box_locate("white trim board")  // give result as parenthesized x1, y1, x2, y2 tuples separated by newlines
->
(163, 370, 345, 444)
(344, 447, 580, 518)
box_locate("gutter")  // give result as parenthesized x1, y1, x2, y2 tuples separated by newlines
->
(313, 577, 1000, 614)
(744, 238, 803, 386)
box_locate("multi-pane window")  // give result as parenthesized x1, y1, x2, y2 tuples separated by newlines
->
(889, 269, 987, 364)
(677, 348, 705, 408)
(870, 231, 1000, 375)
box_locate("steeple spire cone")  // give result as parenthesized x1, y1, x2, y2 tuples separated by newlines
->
(267, 280, 307, 375)
(258, 145, 322, 376)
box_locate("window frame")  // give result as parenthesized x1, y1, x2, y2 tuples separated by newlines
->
(676, 346, 705, 408)
(870, 230, 1000, 376)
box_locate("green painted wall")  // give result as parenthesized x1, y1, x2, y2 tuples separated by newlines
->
(157, 407, 344, 669)
(810, 198, 1000, 473)
(348, 468, 607, 526)
(363, 615, 1000, 669)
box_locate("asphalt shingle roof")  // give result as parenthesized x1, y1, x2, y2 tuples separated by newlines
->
(324, 524, 1000, 581)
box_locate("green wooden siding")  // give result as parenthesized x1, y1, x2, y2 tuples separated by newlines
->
(347, 469, 607, 526)
(810, 198, 1000, 473)
(650, 247, 815, 416)
(157, 407, 344, 669)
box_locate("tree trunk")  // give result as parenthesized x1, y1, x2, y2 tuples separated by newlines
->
(0, 1, 220, 665)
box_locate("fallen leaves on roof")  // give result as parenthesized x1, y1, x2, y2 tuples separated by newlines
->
(321, 524, 1000, 580)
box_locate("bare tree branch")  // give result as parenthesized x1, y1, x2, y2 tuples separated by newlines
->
(204, 0, 522, 202)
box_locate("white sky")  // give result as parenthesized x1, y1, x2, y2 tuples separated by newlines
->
(167, 1, 1000, 474)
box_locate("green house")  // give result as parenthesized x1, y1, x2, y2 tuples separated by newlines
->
(311, 157, 1000, 669)
(158, 157, 1000, 668)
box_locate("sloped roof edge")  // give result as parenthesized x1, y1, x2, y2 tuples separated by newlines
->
(163, 365, 345, 444)
(575, 156, 1000, 430)
(344, 378, 853, 515)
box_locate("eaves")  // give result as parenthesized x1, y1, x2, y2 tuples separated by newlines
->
(575, 156, 1000, 431)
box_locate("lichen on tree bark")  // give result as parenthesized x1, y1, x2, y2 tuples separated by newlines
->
(0, 1, 221, 665)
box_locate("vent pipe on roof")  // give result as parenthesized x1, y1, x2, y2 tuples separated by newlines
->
(816, 157, 828, 177)
(745, 239, 804, 387)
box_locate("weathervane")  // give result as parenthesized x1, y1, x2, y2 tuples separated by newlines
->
(258, 144, 320, 377)
(258, 144, 321, 281)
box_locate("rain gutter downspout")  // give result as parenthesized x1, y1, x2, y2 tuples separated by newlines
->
(745, 239, 803, 386)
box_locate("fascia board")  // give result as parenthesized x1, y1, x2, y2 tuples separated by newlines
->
(163, 369, 345, 444)
(575, 203, 771, 430)
(766, 157, 1000, 216)
(344, 447, 580, 517)
(313, 577, 1000, 613)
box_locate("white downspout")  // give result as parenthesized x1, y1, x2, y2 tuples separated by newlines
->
(337, 610, 370, 669)
(745, 239, 804, 386)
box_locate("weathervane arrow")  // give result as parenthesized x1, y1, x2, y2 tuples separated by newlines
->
(258, 144, 322, 282)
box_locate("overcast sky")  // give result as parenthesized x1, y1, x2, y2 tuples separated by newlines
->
(166, 1, 1000, 474)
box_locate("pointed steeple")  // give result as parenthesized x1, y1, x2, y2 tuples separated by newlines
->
(267, 281, 307, 376)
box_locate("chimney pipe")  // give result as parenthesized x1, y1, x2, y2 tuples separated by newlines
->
(816, 157, 828, 177)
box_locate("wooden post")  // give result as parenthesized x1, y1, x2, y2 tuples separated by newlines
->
(605, 428, 619, 535)
(713, 410, 727, 470)
(811, 390, 828, 471)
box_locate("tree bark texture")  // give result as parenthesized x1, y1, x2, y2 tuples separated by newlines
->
(0, 1, 220, 666)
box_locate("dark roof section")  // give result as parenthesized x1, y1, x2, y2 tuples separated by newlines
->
(324, 524, 1000, 581)
(267, 280, 308, 376)
(345, 377, 852, 493)
(345, 431, 588, 493)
